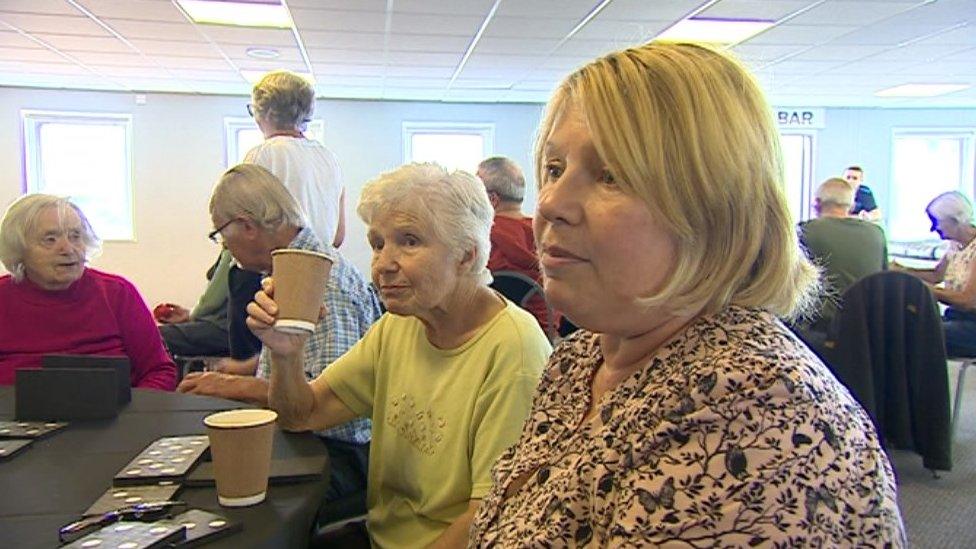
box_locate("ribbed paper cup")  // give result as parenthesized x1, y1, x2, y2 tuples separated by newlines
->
(204, 409, 277, 507)
(271, 249, 332, 334)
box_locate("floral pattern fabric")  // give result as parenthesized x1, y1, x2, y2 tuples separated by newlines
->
(943, 237, 976, 295)
(470, 306, 905, 547)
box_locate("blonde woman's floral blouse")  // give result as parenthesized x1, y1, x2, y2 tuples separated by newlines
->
(470, 306, 905, 547)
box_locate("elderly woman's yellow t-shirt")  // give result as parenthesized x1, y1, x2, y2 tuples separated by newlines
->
(321, 300, 550, 548)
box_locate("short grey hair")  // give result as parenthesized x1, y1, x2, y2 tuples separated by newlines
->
(927, 191, 975, 227)
(357, 162, 493, 285)
(816, 177, 855, 209)
(209, 164, 306, 231)
(0, 194, 101, 281)
(251, 70, 315, 130)
(478, 156, 526, 202)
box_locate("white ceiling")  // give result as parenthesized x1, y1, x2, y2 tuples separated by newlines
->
(0, 0, 974, 107)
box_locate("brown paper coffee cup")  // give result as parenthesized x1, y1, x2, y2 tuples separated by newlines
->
(271, 249, 333, 334)
(204, 409, 278, 507)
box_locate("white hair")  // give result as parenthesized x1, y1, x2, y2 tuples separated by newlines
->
(357, 162, 493, 285)
(0, 194, 101, 281)
(927, 191, 974, 227)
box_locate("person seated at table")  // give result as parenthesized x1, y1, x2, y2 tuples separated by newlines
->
(894, 191, 976, 357)
(155, 249, 233, 358)
(177, 164, 382, 507)
(799, 177, 887, 331)
(477, 156, 556, 332)
(0, 194, 176, 390)
(248, 162, 552, 548)
(468, 42, 905, 546)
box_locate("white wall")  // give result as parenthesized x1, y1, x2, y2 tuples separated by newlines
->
(3, 86, 973, 308)
(0, 87, 543, 308)
(813, 107, 976, 224)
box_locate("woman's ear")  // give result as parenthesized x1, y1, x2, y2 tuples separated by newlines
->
(457, 247, 476, 274)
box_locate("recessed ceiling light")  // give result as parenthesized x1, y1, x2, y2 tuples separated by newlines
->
(246, 47, 280, 60)
(655, 17, 775, 45)
(874, 83, 970, 97)
(175, 0, 292, 29)
(240, 69, 315, 85)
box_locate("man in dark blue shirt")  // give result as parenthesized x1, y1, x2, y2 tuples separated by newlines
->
(844, 165, 882, 221)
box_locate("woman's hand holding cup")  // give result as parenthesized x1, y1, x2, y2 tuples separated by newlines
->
(246, 277, 309, 358)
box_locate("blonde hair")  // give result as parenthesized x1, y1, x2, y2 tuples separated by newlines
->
(816, 177, 856, 209)
(209, 164, 306, 231)
(535, 42, 818, 318)
(251, 70, 315, 130)
(357, 162, 493, 286)
(0, 194, 101, 281)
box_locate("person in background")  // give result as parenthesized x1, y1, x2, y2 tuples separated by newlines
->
(844, 165, 883, 222)
(799, 177, 887, 331)
(477, 156, 557, 333)
(248, 162, 551, 548)
(177, 164, 381, 518)
(894, 191, 976, 357)
(156, 249, 233, 358)
(0, 194, 176, 390)
(469, 42, 904, 546)
(224, 69, 347, 371)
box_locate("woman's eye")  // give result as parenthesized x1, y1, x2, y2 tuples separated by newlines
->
(599, 169, 616, 185)
(404, 235, 420, 247)
(544, 163, 563, 181)
(67, 230, 82, 242)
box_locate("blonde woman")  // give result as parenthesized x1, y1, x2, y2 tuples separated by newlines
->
(469, 42, 905, 546)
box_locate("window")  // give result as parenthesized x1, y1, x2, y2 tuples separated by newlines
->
(402, 122, 494, 173)
(889, 129, 976, 241)
(779, 131, 816, 223)
(22, 110, 133, 240)
(224, 118, 326, 167)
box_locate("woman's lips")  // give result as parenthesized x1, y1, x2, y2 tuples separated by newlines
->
(540, 245, 586, 270)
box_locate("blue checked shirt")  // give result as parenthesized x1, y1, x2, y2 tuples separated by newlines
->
(258, 227, 382, 444)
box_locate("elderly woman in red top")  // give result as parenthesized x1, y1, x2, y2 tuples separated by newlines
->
(0, 194, 176, 390)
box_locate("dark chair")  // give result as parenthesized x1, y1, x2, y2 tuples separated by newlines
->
(489, 270, 557, 341)
(949, 357, 975, 441)
(815, 271, 952, 472)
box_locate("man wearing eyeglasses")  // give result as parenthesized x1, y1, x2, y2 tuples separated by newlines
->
(225, 70, 347, 371)
(181, 163, 382, 524)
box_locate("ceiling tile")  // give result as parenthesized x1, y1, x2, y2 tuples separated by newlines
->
(72, 0, 187, 23)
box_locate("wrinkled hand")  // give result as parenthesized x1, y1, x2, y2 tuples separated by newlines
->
(246, 277, 316, 358)
(176, 371, 237, 399)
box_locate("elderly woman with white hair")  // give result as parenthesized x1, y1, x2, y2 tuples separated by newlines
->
(0, 194, 176, 389)
(896, 191, 976, 356)
(247, 162, 551, 548)
(469, 42, 904, 546)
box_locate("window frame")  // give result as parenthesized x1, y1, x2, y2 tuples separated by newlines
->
(889, 127, 976, 241)
(21, 109, 135, 241)
(223, 117, 326, 168)
(401, 122, 495, 169)
(778, 129, 818, 223)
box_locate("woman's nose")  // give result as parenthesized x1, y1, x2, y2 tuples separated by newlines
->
(536, 173, 581, 226)
(373, 247, 399, 271)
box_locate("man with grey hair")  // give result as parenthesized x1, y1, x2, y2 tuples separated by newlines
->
(178, 164, 382, 517)
(800, 177, 888, 330)
(477, 156, 553, 332)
